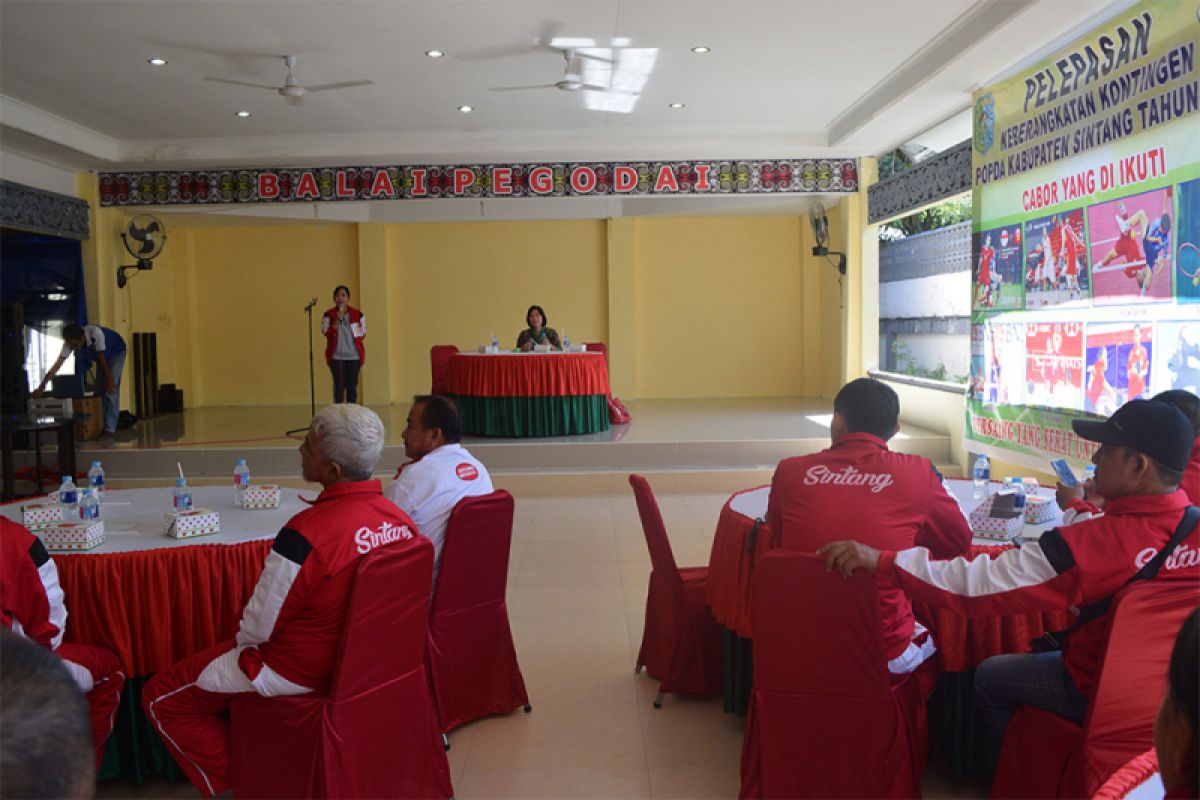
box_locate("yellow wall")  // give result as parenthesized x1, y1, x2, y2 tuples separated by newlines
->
(385, 219, 610, 401)
(184, 224, 360, 406)
(76, 206, 859, 407)
(633, 216, 805, 398)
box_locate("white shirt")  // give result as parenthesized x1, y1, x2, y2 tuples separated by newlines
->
(57, 324, 109, 359)
(384, 443, 494, 582)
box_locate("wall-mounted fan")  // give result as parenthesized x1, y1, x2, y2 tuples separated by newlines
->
(118, 215, 166, 288)
(808, 202, 846, 275)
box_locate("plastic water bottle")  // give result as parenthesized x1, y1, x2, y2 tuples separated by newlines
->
(1009, 477, 1027, 512)
(490, 331, 499, 351)
(562, 332, 571, 352)
(79, 488, 100, 521)
(58, 475, 79, 520)
(173, 477, 193, 512)
(233, 459, 250, 506)
(972, 454, 991, 499)
(87, 461, 105, 502)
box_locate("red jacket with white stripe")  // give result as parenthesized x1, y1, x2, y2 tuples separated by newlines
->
(0, 517, 67, 650)
(767, 432, 973, 660)
(235, 480, 421, 691)
(321, 305, 366, 366)
(878, 489, 1199, 697)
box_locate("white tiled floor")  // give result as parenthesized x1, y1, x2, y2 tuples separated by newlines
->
(96, 486, 986, 799)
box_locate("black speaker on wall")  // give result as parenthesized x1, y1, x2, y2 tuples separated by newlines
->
(0, 303, 28, 417)
(133, 332, 158, 418)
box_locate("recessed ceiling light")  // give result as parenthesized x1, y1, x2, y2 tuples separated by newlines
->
(458, 105, 473, 113)
(426, 49, 445, 58)
(148, 57, 168, 66)
(669, 102, 685, 109)
(690, 46, 710, 54)
(235, 110, 252, 118)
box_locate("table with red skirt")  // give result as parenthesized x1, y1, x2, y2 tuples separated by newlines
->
(445, 352, 611, 436)
(705, 480, 1072, 777)
(1, 486, 301, 783)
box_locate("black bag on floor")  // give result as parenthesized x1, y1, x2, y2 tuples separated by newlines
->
(117, 410, 138, 430)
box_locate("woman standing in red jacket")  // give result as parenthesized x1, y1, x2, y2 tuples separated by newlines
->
(321, 285, 365, 403)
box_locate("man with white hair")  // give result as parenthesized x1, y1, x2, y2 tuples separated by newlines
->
(143, 405, 425, 798)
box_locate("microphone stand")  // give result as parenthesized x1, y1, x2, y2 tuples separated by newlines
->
(304, 298, 318, 418)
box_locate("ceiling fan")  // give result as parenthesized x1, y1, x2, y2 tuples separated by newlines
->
(204, 55, 373, 104)
(489, 48, 637, 95)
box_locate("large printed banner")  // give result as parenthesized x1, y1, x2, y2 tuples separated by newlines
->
(967, 0, 1200, 472)
(97, 158, 859, 206)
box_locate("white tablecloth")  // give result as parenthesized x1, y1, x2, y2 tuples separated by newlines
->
(727, 477, 1064, 545)
(1, 486, 309, 553)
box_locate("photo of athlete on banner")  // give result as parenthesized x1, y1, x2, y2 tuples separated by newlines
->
(1175, 178, 1200, 304)
(972, 225, 1023, 310)
(1024, 210, 1088, 307)
(1084, 323, 1156, 415)
(1154, 322, 1200, 393)
(1024, 322, 1083, 409)
(971, 322, 1025, 406)
(1089, 186, 1174, 304)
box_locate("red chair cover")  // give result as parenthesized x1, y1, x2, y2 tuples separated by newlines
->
(629, 475, 723, 698)
(584, 342, 607, 364)
(430, 344, 459, 396)
(230, 540, 452, 799)
(991, 581, 1197, 799)
(427, 490, 530, 732)
(739, 552, 931, 799)
(1092, 749, 1158, 800)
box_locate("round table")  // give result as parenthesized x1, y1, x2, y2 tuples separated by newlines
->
(2, 486, 306, 783)
(2, 486, 307, 673)
(706, 479, 1071, 665)
(445, 351, 611, 436)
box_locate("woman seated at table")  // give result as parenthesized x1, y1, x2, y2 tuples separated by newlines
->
(516, 305, 561, 351)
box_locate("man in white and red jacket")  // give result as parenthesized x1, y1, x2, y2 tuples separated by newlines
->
(0, 517, 125, 767)
(767, 378, 972, 675)
(386, 395, 493, 586)
(143, 405, 426, 798)
(819, 399, 1199, 751)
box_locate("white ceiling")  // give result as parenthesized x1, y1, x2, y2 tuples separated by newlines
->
(0, 0, 1132, 222)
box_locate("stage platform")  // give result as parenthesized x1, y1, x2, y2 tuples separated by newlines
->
(17, 398, 960, 496)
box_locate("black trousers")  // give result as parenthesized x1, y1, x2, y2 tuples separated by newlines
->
(330, 359, 361, 403)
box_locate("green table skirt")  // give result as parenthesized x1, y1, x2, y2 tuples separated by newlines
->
(450, 394, 610, 437)
(98, 675, 186, 785)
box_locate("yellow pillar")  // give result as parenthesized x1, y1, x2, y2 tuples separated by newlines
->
(357, 224, 396, 405)
(606, 218, 638, 398)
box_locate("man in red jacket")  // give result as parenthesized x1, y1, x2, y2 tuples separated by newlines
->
(767, 378, 973, 676)
(1154, 390, 1200, 504)
(818, 400, 1198, 751)
(143, 404, 427, 798)
(0, 517, 125, 769)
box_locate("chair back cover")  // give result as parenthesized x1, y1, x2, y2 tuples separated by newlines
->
(1070, 581, 1196, 793)
(231, 537, 452, 799)
(629, 474, 683, 589)
(584, 341, 608, 362)
(740, 551, 923, 798)
(430, 344, 459, 395)
(991, 580, 1197, 799)
(427, 490, 529, 732)
(330, 538, 437, 702)
(430, 491, 516, 616)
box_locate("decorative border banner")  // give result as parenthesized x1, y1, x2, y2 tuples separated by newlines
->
(98, 159, 859, 206)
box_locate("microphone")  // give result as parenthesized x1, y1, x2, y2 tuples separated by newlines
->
(303, 297, 318, 311)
